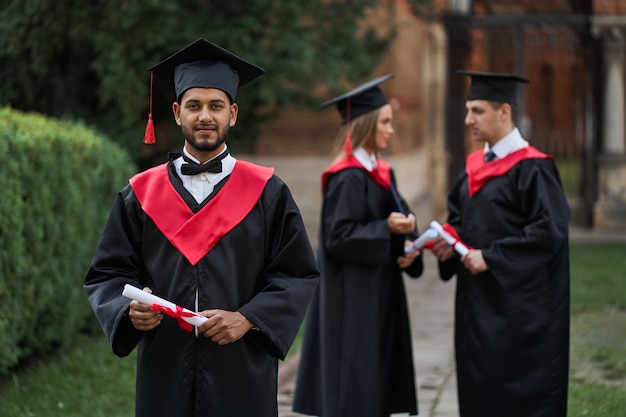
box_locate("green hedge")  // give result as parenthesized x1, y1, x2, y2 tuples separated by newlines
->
(0, 107, 136, 375)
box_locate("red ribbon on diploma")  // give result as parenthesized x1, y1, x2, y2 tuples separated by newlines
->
(150, 304, 198, 332)
(422, 223, 473, 252)
(440, 223, 472, 250)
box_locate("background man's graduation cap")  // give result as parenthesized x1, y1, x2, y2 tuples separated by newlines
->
(321, 74, 394, 125)
(458, 70, 529, 105)
(143, 39, 265, 144)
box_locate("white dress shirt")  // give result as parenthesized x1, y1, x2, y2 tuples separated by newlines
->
(352, 147, 377, 171)
(172, 146, 236, 204)
(484, 128, 529, 161)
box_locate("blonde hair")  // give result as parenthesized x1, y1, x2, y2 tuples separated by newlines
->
(332, 108, 381, 161)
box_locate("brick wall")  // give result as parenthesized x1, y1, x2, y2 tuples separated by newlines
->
(595, 0, 626, 14)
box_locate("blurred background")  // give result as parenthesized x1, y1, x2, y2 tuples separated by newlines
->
(2, 0, 626, 234)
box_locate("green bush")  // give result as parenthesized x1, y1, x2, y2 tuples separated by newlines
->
(0, 107, 136, 375)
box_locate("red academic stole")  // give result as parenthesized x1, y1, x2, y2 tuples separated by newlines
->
(130, 161, 274, 265)
(321, 154, 391, 191)
(466, 146, 552, 197)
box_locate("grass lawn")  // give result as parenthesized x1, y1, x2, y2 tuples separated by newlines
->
(0, 332, 136, 417)
(567, 242, 626, 417)
(0, 241, 624, 417)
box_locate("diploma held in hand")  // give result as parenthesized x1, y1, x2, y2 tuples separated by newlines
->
(429, 221, 470, 256)
(405, 228, 438, 254)
(122, 284, 208, 331)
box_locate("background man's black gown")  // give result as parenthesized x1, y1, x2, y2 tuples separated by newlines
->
(293, 167, 423, 417)
(84, 161, 319, 417)
(439, 157, 570, 417)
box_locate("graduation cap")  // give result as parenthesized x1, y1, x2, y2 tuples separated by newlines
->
(321, 74, 394, 125)
(143, 39, 265, 144)
(320, 74, 394, 154)
(458, 70, 529, 105)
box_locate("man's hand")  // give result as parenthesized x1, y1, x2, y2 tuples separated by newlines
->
(461, 249, 489, 275)
(197, 310, 255, 345)
(129, 287, 163, 331)
(431, 236, 454, 262)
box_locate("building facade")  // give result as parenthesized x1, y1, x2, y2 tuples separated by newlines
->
(256, 0, 626, 230)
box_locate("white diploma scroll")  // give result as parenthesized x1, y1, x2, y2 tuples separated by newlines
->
(121, 284, 208, 327)
(429, 221, 469, 256)
(405, 228, 438, 254)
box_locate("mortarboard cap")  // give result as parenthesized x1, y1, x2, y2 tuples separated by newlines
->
(458, 70, 529, 105)
(142, 39, 265, 144)
(148, 38, 265, 103)
(321, 74, 394, 125)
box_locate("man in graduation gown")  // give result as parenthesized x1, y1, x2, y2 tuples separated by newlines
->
(83, 39, 319, 417)
(432, 71, 570, 417)
(293, 75, 423, 417)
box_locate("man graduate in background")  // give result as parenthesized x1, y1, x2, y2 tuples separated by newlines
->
(432, 71, 570, 417)
(84, 39, 319, 417)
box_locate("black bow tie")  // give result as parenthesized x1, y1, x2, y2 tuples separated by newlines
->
(181, 151, 228, 176)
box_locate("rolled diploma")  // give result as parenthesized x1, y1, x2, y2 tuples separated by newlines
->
(405, 228, 438, 254)
(429, 221, 470, 256)
(122, 284, 208, 327)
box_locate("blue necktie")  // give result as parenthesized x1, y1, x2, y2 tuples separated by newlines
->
(484, 150, 497, 162)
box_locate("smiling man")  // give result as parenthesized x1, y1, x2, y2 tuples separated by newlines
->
(175, 89, 233, 153)
(84, 39, 320, 417)
(432, 70, 571, 417)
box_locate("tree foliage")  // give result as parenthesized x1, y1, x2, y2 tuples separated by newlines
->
(0, 0, 393, 164)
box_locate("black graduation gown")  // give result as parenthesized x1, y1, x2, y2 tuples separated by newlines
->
(439, 157, 570, 417)
(84, 161, 319, 417)
(293, 167, 423, 417)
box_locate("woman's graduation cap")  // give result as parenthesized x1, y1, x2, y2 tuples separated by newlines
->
(458, 70, 529, 105)
(143, 39, 265, 144)
(321, 74, 394, 153)
(321, 74, 394, 124)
